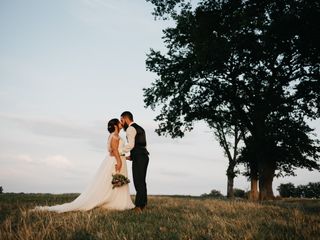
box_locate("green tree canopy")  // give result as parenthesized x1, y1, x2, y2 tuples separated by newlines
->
(144, 0, 320, 199)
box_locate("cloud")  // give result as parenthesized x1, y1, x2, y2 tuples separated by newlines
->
(0, 153, 73, 169)
(15, 154, 34, 163)
(43, 155, 73, 169)
(0, 113, 102, 140)
(158, 169, 192, 178)
(0, 113, 110, 152)
(0, 153, 35, 165)
(0, 153, 86, 193)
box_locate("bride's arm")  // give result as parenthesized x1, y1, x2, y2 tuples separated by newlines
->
(110, 135, 122, 172)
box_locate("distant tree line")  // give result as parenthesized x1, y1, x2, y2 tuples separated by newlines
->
(0, 186, 3, 194)
(203, 182, 320, 199)
(277, 182, 320, 198)
(201, 188, 246, 199)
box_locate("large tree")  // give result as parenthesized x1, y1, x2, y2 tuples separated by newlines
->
(144, 0, 320, 200)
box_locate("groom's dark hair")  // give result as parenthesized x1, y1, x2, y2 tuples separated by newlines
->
(121, 111, 133, 121)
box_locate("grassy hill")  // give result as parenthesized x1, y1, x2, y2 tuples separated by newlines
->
(0, 193, 319, 240)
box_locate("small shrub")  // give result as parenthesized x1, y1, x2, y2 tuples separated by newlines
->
(234, 188, 246, 198)
(201, 189, 225, 199)
(277, 183, 296, 198)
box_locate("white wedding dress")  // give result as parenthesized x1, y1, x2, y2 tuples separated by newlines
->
(34, 134, 135, 212)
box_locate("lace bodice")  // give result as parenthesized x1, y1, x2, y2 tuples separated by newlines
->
(107, 133, 124, 155)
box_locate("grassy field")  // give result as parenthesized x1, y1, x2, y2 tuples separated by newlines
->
(0, 193, 319, 240)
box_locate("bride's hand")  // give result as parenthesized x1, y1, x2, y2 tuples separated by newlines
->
(115, 163, 122, 172)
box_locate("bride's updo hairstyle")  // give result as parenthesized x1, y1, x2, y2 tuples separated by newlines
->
(107, 118, 120, 133)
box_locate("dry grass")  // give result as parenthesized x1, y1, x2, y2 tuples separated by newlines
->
(0, 193, 319, 240)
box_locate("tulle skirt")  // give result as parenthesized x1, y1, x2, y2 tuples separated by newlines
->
(33, 156, 134, 213)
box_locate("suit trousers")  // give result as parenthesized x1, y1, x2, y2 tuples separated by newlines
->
(132, 151, 149, 208)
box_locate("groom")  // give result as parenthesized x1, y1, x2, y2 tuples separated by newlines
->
(120, 111, 149, 212)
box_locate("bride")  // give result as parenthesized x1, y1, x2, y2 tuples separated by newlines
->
(34, 118, 135, 212)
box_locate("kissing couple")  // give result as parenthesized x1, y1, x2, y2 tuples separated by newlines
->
(34, 111, 149, 213)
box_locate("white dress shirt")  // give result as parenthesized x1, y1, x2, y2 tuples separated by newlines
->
(123, 122, 137, 153)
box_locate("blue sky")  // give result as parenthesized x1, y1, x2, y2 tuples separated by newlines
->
(0, 0, 319, 196)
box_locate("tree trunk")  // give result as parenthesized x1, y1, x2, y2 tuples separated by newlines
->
(227, 174, 234, 198)
(259, 165, 275, 200)
(226, 159, 237, 199)
(251, 119, 275, 201)
(249, 176, 259, 201)
(249, 160, 259, 201)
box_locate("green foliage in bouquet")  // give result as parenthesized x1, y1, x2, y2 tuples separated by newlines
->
(111, 174, 130, 189)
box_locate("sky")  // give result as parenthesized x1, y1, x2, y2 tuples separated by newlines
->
(0, 0, 319, 196)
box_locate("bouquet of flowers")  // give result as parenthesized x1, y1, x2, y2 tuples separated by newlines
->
(111, 173, 130, 189)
